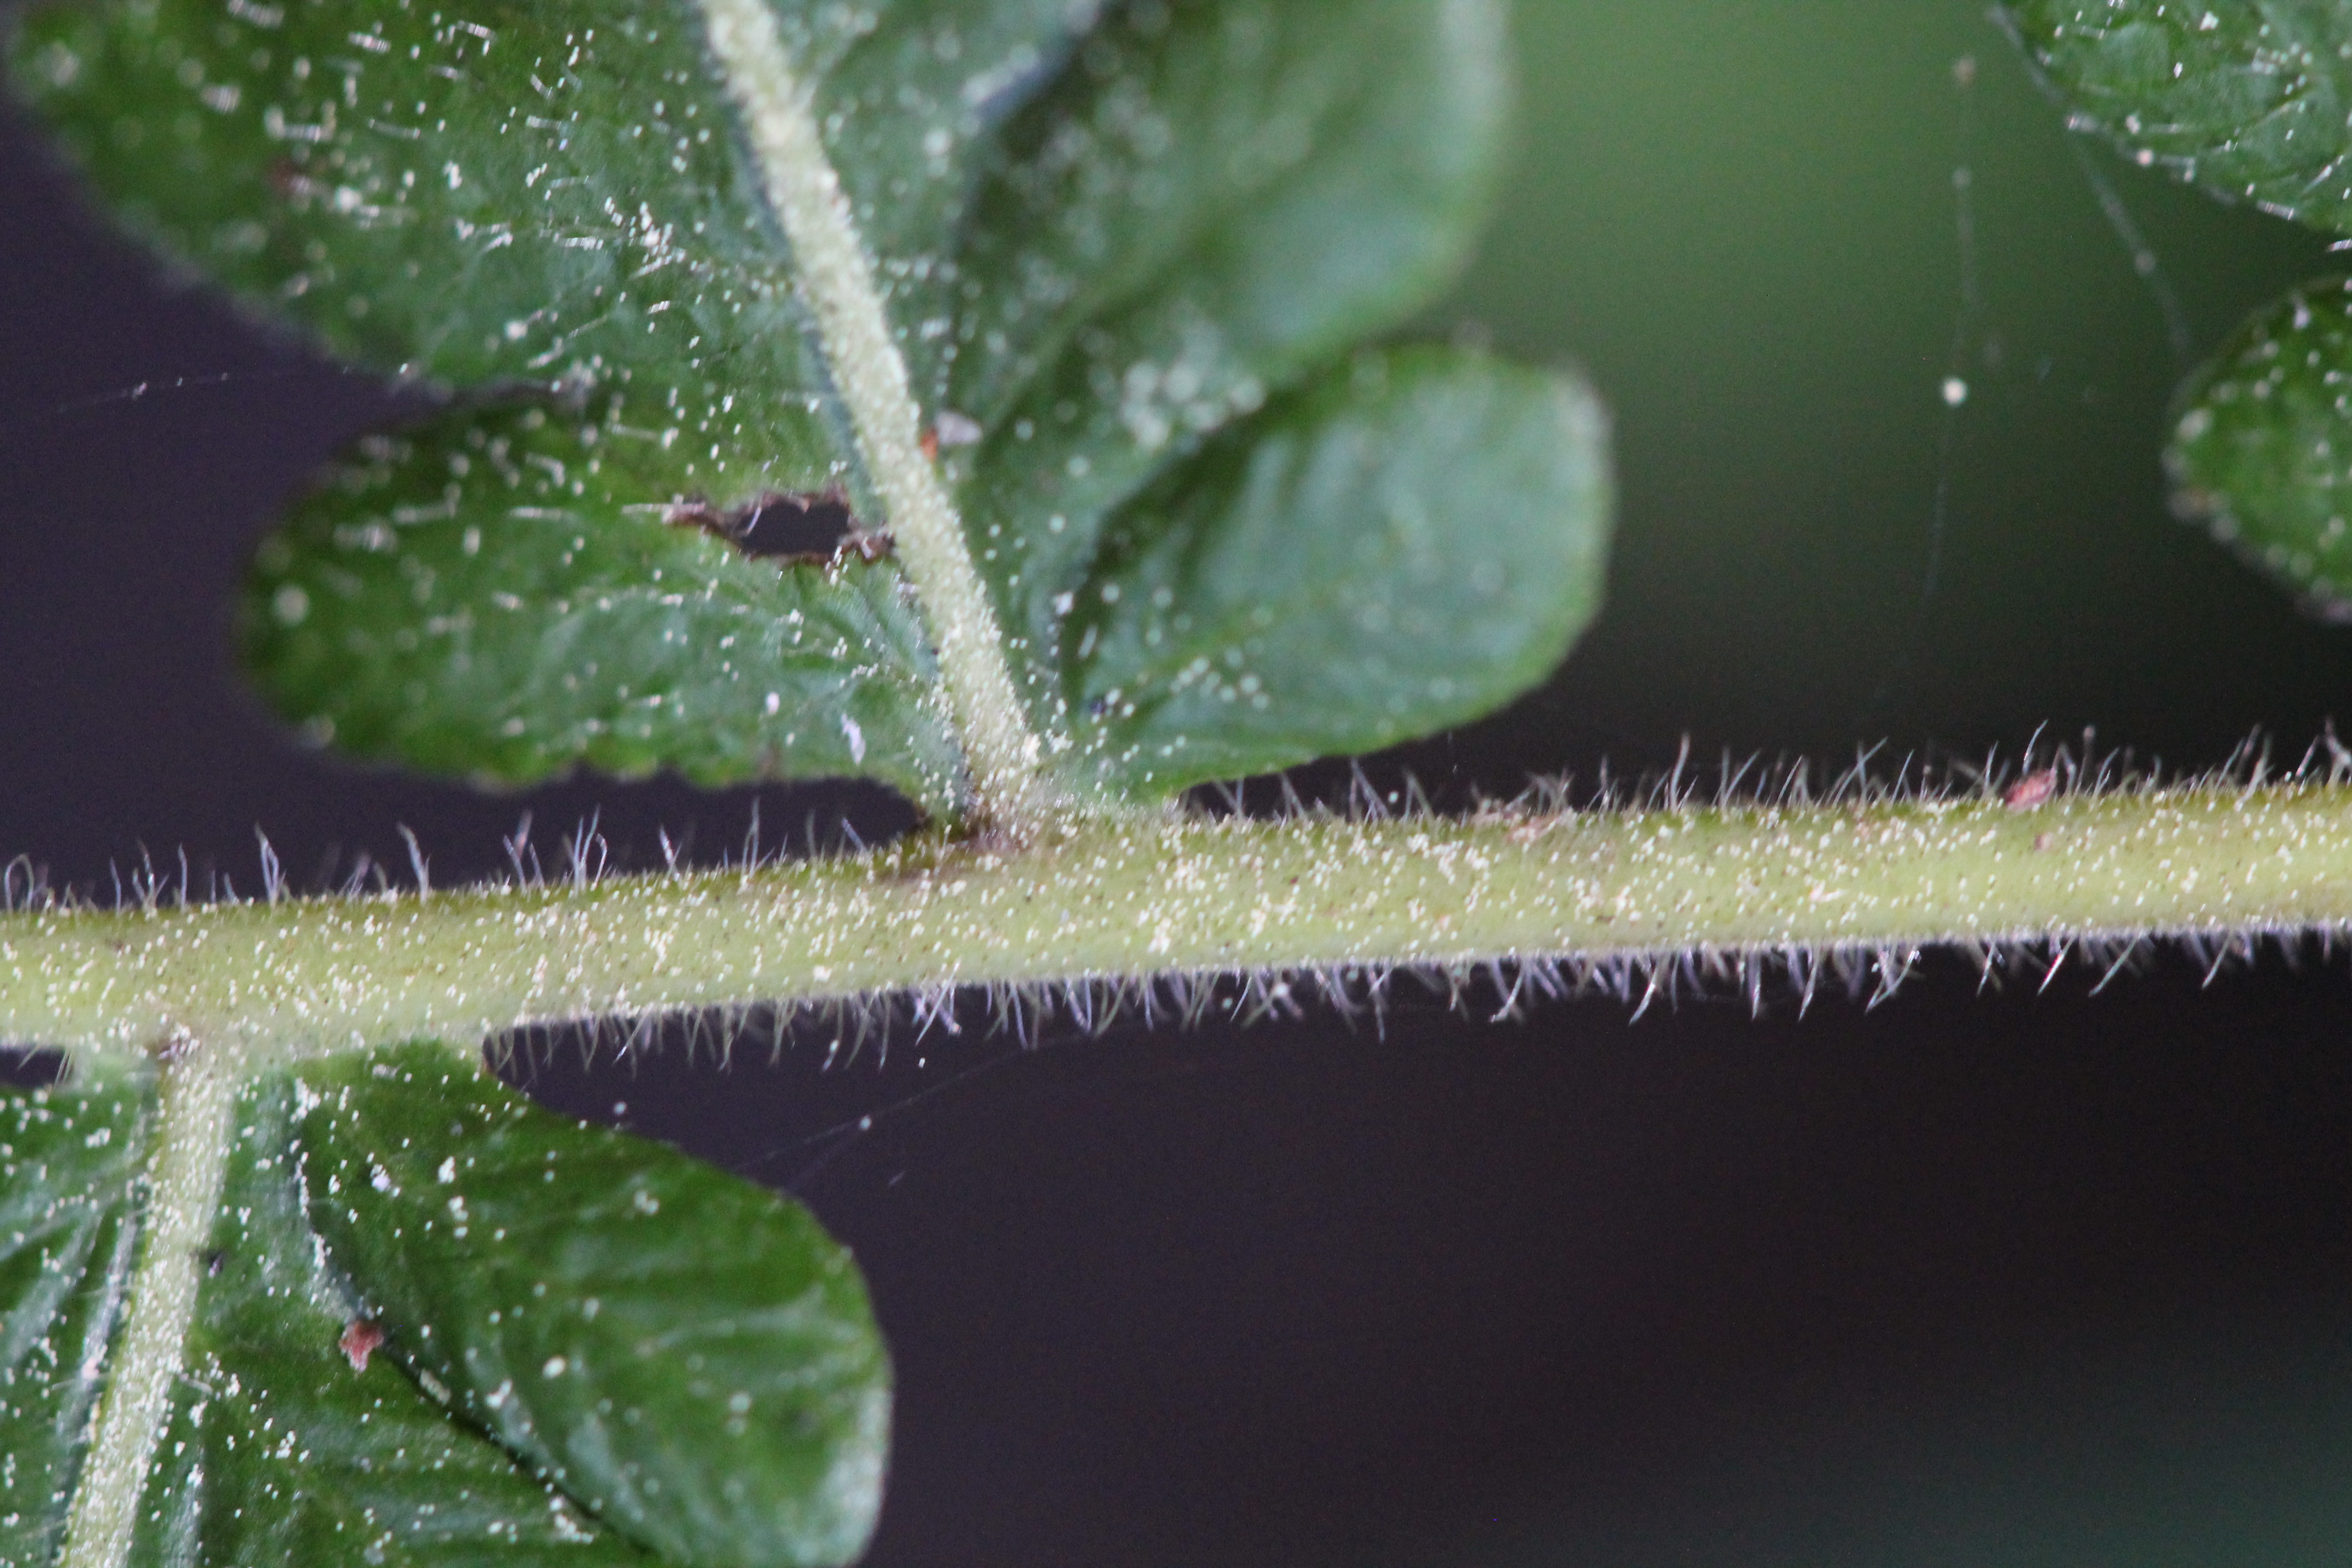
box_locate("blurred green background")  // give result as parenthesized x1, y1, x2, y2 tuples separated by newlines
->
(1435, 2, 2341, 786)
(1382, 6, 2352, 1562)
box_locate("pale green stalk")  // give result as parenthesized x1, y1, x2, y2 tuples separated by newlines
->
(694, 0, 1064, 838)
(56, 1043, 241, 1568)
(8, 785, 2352, 1063)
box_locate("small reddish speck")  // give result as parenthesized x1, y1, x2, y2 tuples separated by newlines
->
(341, 1317, 385, 1372)
(2003, 769, 2058, 812)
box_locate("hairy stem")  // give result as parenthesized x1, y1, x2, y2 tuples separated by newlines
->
(6, 783, 2352, 1061)
(57, 1043, 239, 1568)
(695, 0, 1061, 838)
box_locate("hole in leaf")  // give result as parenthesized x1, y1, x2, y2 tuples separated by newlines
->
(0, 1048, 69, 1088)
(670, 491, 889, 564)
(737, 492, 857, 559)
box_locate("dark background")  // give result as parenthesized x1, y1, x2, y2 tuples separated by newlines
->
(9, 3, 2352, 1563)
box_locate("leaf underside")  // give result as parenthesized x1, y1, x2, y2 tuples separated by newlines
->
(0, 1052, 889, 1568)
(241, 392, 965, 812)
(2010, 1, 2352, 616)
(0, 1065, 150, 1567)
(11, 0, 1611, 808)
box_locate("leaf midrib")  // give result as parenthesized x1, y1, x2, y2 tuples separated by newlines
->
(694, 0, 1065, 837)
(57, 1047, 241, 1568)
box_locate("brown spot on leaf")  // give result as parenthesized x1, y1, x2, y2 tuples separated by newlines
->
(920, 411, 983, 464)
(340, 1316, 385, 1372)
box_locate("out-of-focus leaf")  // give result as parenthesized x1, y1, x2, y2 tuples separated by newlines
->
(2005, 4, 2352, 618)
(293, 1044, 891, 1568)
(239, 392, 962, 812)
(2006, 1, 2352, 236)
(1065, 349, 1612, 793)
(10, 0, 1584, 807)
(2167, 277, 2352, 619)
(0, 1064, 151, 1566)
